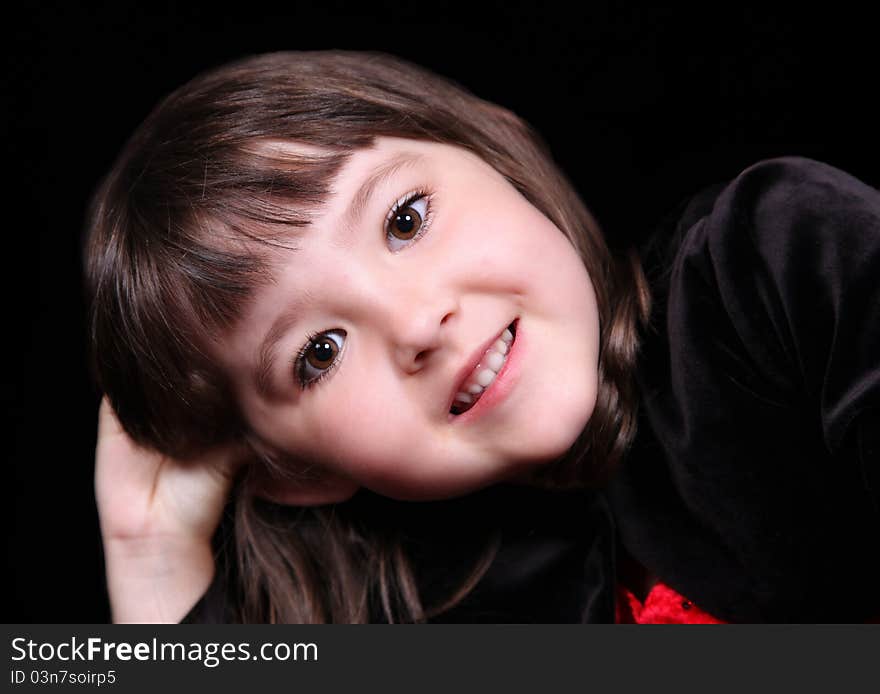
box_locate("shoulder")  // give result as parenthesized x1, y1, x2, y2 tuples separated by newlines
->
(661, 155, 880, 445)
(666, 155, 880, 319)
(715, 155, 876, 206)
(639, 156, 879, 298)
(700, 156, 880, 258)
(722, 155, 869, 193)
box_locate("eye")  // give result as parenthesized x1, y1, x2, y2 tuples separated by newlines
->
(296, 329, 346, 389)
(385, 190, 433, 252)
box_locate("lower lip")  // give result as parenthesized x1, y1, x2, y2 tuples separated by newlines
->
(448, 319, 524, 425)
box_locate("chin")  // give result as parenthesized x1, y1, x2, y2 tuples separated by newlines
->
(526, 387, 596, 457)
(508, 389, 597, 488)
(365, 471, 493, 503)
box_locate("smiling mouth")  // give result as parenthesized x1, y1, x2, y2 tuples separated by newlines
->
(450, 321, 517, 415)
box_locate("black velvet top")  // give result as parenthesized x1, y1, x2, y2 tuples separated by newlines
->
(608, 156, 880, 622)
(183, 486, 618, 623)
(183, 157, 879, 624)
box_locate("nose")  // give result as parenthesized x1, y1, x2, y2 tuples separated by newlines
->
(356, 265, 457, 372)
(343, 251, 459, 374)
(387, 293, 457, 373)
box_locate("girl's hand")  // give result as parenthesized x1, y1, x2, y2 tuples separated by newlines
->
(94, 397, 243, 623)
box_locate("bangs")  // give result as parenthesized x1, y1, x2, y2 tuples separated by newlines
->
(86, 135, 359, 455)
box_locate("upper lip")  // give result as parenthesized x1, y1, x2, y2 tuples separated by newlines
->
(446, 321, 513, 413)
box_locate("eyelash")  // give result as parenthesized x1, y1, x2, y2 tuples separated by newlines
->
(294, 186, 435, 390)
(296, 330, 342, 390)
(385, 187, 435, 249)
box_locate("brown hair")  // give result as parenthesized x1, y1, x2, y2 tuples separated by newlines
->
(83, 50, 650, 622)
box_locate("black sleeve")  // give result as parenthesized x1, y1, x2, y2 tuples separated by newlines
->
(179, 568, 229, 624)
(610, 157, 880, 622)
(180, 509, 235, 624)
(705, 157, 880, 470)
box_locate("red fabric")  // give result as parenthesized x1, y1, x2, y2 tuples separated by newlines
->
(615, 582, 880, 623)
(616, 582, 726, 624)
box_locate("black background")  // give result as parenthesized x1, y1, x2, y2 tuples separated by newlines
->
(5, 1, 878, 622)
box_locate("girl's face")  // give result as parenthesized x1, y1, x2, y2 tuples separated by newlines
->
(221, 137, 600, 501)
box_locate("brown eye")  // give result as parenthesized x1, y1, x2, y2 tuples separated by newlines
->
(386, 194, 431, 251)
(298, 330, 346, 388)
(389, 205, 423, 240)
(306, 336, 339, 368)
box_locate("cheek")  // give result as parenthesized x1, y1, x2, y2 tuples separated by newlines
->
(521, 219, 597, 318)
(462, 191, 573, 278)
(300, 384, 423, 485)
(444, 198, 549, 299)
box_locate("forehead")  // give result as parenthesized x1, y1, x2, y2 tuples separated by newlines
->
(233, 136, 498, 263)
(264, 135, 493, 206)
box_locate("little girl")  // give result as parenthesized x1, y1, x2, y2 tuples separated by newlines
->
(86, 50, 880, 623)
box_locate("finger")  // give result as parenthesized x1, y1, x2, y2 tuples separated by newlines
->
(95, 396, 164, 494)
(97, 393, 246, 488)
(199, 441, 250, 484)
(97, 395, 127, 440)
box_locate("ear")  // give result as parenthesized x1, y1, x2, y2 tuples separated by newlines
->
(252, 466, 360, 507)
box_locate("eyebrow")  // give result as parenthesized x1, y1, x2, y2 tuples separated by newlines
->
(340, 151, 426, 238)
(255, 301, 301, 398)
(254, 150, 426, 398)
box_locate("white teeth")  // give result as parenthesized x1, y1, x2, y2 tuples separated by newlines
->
(450, 322, 517, 414)
(485, 350, 505, 371)
(476, 368, 496, 387)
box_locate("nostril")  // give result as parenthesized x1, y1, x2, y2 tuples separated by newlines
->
(415, 350, 430, 364)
